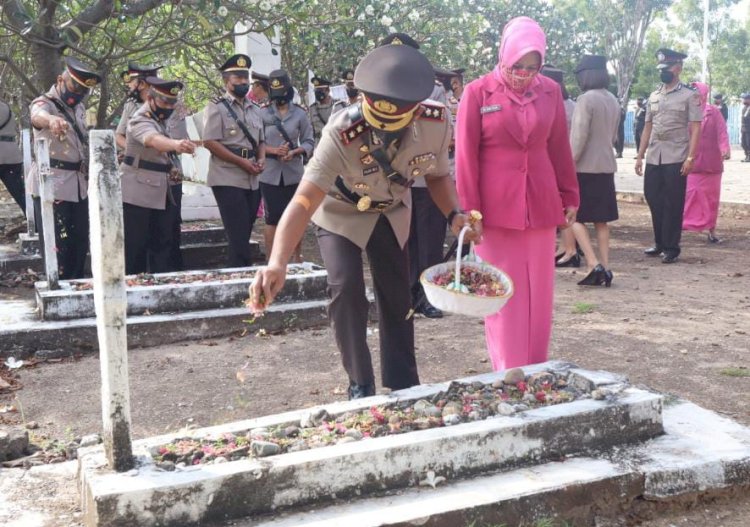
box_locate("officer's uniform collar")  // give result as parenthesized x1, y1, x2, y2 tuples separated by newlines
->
(659, 82, 683, 95)
(224, 90, 250, 107)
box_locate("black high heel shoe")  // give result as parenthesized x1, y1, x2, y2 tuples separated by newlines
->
(603, 269, 613, 287)
(577, 264, 606, 286)
(555, 254, 581, 268)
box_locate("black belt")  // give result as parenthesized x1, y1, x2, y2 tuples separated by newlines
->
(50, 159, 82, 171)
(334, 176, 393, 212)
(0, 135, 15, 142)
(226, 146, 255, 159)
(123, 156, 170, 173)
(266, 153, 279, 160)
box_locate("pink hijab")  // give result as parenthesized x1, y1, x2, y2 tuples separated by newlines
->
(691, 81, 709, 109)
(498, 16, 547, 68)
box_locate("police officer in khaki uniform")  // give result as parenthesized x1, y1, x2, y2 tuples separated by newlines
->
(116, 63, 162, 151)
(29, 57, 101, 279)
(249, 39, 482, 399)
(203, 54, 266, 268)
(259, 70, 315, 262)
(635, 48, 702, 264)
(0, 98, 25, 214)
(332, 69, 360, 114)
(121, 78, 196, 274)
(309, 76, 336, 145)
(251, 72, 270, 107)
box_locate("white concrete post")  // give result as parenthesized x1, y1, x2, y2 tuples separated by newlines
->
(35, 138, 58, 290)
(21, 129, 35, 235)
(88, 130, 133, 472)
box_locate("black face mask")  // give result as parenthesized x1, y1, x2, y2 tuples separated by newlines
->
(232, 83, 250, 98)
(61, 86, 85, 107)
(314, 90, 327, 102)
(128, 87, 144, 103)
(659, 70, 675, 84)
(346, 87, 359, 98)
(151, 102, 174, 121)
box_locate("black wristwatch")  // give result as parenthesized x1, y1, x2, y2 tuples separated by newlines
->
(446, 208, 464, 228)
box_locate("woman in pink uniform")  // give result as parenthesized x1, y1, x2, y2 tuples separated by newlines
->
(682, 81, 730, 243)
(455, 17, 579, 370)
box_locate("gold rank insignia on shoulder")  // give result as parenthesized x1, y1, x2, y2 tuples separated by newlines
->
(409, 152, 437, 165)
(419, 103, 445, 121)
(339, 118, 369, 144)
(357, 195, 372, 211)
(359, 144, 369, 153)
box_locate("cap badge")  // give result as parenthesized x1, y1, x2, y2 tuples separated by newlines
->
(122, 73, 131, 83)
(170, 86, 180, 95)
(312, 79, 320, 86)
(392, 37, 403, 45)
(237, 57, 247, 67)
(271, 79, 281, 88)
(657, 52, 665, 62)
(346, 73, 354, 80)
(374, 100, 397, 114)
(85, 78, 97, 87)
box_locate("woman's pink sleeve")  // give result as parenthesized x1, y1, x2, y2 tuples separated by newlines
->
(455, 85, 483, 212)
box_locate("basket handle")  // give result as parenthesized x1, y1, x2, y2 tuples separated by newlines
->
(454, 226, 475, 290)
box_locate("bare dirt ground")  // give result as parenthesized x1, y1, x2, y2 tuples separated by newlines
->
(1, 200, 749, 526)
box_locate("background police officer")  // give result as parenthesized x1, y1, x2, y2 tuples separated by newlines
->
(332, 69, 359, 113)
(250, 72, 270, 106)
(0, 97, 25, 214)
(635, 48, 702, 264)
(203, 54, 266, 268)
(29, 57, 101, 279)
(308, 75, 336, 146)
(121, 78, 195, 274)
(116, 62, 162, 151)
(249, 39, 481, 399)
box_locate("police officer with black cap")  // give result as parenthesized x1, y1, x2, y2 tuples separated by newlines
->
(249, 38, 482, 399)
(259, 69, 314, 263)
(332, 69, 360, 114)
(202, 54, 266, 268)
(713, 93, 728, 121)
(251, 71, 270, 106)
(309, 75, 337, 145)
(635, 48, 702, 264)
(121, 77, 196, 274)
(29, 57, 102, 279)
(116, 62, 162, 151)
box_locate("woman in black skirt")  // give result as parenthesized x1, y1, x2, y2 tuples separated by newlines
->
(569, 55, 621, 286)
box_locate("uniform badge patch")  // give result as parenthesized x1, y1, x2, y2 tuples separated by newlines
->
(361, 154, 375, 165)
(409, 153, 436, 165)
(480, 105, 502, 114)
(363, 166, 378, 176)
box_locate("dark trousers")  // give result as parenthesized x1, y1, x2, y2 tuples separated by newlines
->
(168, 184, 183, 271)
(408, 187, 447, 307)
(742, 130, 750, 157)
(33, 196, 89, 279)
(0, 163, 25, 214)
(644, 162, 686, 256)
(634, 125, 644, 152)
(123, 198, 179, 275)
(212, 185, 261, 267)
(316, 216, 419, 390)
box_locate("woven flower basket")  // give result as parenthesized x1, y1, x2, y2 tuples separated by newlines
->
(420, 226, 514, 318)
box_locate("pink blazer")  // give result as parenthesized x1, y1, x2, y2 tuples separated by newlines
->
(456, 72, 579, 229)
(693, 105, 729, 175)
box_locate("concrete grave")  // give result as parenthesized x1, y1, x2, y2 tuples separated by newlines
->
(35, 264, 327, 321)
(78, 361, 665, 527)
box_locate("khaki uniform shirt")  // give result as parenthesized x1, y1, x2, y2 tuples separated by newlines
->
(304, 102, 451, 249)
(645, 83, 703, 165)
(309, 100, 336, 145)
(259, 103, 314, 186)
(202, 91, 265, 190)
(121, 103, 180, 210)
(0, 100, 22, 165)
(117, 99, 189, 141)
(28, 87, 88, 202)
(411, 99, 451, 189)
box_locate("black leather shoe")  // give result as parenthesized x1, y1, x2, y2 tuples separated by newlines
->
(603, 269, 613, 287)
(707, 233, 721, 244)
(555, 254, 581, 268)
(661, 253, 679, 264)
(420, 305, 444, 318)
(577, 264, 606, 286)
(644, 247, 662, 256)
(348, 380, 376, 400)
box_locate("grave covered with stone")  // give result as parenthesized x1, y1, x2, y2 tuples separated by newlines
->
(78, 361, 666, 527)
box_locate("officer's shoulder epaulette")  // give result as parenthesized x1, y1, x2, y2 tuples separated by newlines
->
(210, 95, 224, 105)
(339, 118, 369, 145)
(294, 102, 307, 110)
(419, 100, 446, 122)
(683, 83, 697, 91)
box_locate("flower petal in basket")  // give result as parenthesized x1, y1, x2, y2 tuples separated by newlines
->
(420, 261, 514, 318)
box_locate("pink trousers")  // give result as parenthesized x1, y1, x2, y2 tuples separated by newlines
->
(475, 226, 556, 371)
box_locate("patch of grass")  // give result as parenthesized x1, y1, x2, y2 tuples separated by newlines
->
(572, 302, 596, 314)
(719, 366, 750, 378)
